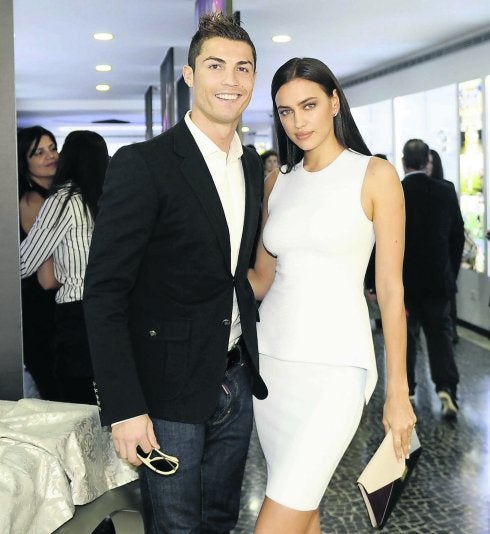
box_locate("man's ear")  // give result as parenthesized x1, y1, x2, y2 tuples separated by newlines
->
(182, 65, 194, 88)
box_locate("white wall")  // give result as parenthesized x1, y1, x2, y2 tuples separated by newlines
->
(346, 41, 490, 108)
(346, 41, 490, 332)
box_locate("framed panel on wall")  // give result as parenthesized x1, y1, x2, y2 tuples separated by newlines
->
(176, 76, 190, 123)
(486, 75, 490, 276)
(458, 78, 485, 274)
(145, 86, 161, 139)
(160, 48, 175, 132)
(195, 0, 232, 20)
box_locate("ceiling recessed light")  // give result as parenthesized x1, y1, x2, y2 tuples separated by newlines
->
(272, 35, 292, 43)
(93, 32, 114, 41)
(96, 84, 111, 92)
(95, 64, 112, 72)
(241, 126, 250, 133)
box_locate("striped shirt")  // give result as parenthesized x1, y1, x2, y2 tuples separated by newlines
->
(20, 188, 94, 304)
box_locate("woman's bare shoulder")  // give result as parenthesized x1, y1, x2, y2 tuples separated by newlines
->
(19, 191, 45, 233)
(365, 156, 401, 191)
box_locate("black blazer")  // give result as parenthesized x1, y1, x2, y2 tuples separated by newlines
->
(83, 120, 267, 426)
(402, 172, 464, 301)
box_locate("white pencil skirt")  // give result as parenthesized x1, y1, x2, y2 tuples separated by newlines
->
(253, 354, 367, 511)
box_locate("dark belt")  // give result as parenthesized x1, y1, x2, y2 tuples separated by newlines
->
(226, 342, 242, 370)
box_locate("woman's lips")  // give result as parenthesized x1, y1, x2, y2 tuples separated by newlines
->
(295, 131, 312, 141)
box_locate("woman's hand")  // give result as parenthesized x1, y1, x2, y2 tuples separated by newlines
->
(383, 394, 417, 462)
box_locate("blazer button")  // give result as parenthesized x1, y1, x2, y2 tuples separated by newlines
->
(222, 319, 231, 326)
(149, 330, 157, 337)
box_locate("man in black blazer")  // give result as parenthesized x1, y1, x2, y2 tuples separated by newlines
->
(83, 13, 266, 533)
(401, 139, 464, 420)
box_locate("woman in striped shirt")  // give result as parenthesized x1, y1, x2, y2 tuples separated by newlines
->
(20, 130, 109, 404)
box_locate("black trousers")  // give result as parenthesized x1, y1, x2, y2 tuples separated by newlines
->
(21, 276, 59, 400)
(54, 301, 96, 405)
(406, 297, 460, 395)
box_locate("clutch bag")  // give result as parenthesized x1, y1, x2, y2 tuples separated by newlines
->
(357, 428, 421, 529)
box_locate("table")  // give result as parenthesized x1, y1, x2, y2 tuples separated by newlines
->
(0, 399, 138, 534)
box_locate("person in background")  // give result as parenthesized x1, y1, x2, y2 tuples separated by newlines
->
(402, 139, 464, 420)
(248, 57, 415, 534)
(260, 149, 279, 177)
(427, 148, 463, 343)
(20, 130, 109, 404)
(83, 13, 266, 533)
(17, 126, 59, 400)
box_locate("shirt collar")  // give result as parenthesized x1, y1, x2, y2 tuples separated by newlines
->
(404, 170, 428, 178)
(185, 111, 243, 161)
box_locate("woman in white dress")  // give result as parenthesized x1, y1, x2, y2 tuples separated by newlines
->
(248, 58, 416, 533)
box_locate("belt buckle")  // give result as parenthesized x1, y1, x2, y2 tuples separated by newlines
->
(227, 344, 241, 369)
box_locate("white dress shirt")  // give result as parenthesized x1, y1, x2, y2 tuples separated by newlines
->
(184, 111, 246, 350)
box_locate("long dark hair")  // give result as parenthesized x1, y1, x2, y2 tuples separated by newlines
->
(17, 126, 57, 199)
(52, 130, 109, 220)
(271, 57, 370, 172)
(429, 149, 444, 180)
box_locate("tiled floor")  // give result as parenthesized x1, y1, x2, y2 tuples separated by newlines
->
(234, 326, 490, 534)
(23, 325, 490, 533)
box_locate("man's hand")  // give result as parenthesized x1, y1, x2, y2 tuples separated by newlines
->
(112, 414, 160, 466)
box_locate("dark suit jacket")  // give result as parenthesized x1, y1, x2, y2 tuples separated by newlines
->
(83, 119, 267, 426)
(402, 172, 464, 301)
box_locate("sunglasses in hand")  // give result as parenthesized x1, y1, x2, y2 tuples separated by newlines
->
(136, 446, 180, 476)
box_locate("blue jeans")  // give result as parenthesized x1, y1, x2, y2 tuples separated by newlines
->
(138, 356, 253, 534)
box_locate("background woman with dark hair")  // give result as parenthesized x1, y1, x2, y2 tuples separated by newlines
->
(20, 130, 109, 404)
(260, 149, 279, 178)
(248, 58, 416, 533)
(427, 147, 462, 342)
(17, 126, 59, 400)
(427, 147, 445, 181)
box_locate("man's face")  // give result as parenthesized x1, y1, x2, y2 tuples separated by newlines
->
(183, 37, 256, 130)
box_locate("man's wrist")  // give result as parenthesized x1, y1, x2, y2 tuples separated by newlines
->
(111, 414, 146, 427)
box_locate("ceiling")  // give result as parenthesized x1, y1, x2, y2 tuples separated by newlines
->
(13, 0, 490, 137)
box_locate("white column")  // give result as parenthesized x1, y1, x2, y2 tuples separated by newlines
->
(0, 0, 24, 399)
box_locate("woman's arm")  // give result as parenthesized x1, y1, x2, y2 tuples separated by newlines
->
(247, 170, 279, 300)
(37, 258, 61, 290)
(363, 157, 416, 461)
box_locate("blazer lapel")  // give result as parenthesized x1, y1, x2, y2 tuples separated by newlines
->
(174, 122, 231, 266)
(237, 150, 260, 269)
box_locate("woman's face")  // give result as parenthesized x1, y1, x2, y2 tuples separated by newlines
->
(264, 154, 278, 173)
(275, 78, 339, 154)
(27, 135, 58, 183)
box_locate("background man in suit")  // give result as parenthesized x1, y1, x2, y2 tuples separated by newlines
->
(401, 139, 464, 420)
(83, 13, 267, 533)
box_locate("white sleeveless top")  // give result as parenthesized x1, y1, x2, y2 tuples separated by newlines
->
(257, 149, 377, 402)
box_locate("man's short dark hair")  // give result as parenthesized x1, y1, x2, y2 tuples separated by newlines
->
(188, 12, 256, 72)
(403, 139, 429, 170)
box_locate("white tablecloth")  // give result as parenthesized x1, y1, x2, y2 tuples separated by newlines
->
(0, 399, 138, 534)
